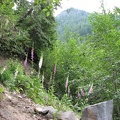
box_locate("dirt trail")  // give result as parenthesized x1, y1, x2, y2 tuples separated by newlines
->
(0, 87, 47, 120)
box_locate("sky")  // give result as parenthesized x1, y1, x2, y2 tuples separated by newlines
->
(54, 0, 120, 16)
(13, 0, 120, 16)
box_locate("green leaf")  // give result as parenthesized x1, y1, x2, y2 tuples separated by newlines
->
(46, 11, 50, 17)
(43, 8, 48, 12)
(35, 0, 39, 5)
(117, 39, 120, 46)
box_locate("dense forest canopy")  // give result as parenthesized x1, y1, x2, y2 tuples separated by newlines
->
(0, 0, 120, 119)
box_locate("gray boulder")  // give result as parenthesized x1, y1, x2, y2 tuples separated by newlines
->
(34, 106, 79, 120)
(34, 106, 57, 119)
(81, 100, 113, 120)
(56, 111, 79, 120)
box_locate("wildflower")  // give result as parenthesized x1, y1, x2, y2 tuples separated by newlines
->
(39, 54, 43, 69)
(23, 57, 27, 69)
(14, 69, 18, 79)
(65, 76, 69, 91)
(53, 64, 56, 76)
(1, 66, 6, 74)
(81, 89, 85, 96)
(78, 90, 81, 99)
(88, 83, 93, 95)
(31, 48, 34, 61)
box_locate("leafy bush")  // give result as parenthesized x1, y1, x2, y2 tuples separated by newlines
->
(0, 59, 25, 91)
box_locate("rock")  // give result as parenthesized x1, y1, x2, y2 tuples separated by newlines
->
(56, 111, 79, 120)
(34, 106, 79, 120)
(44, 106, 57, 119)
(34, 107, 44, 113)
(34, 106, 57, 119)
(81, 100, 113, 120)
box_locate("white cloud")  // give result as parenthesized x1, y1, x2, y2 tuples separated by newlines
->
(54, 0, 120, 16)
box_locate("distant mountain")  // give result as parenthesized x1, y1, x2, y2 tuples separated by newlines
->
(55, 8, 92, 41)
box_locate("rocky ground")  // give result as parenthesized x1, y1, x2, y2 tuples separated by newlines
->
(0, 86, 47, 120)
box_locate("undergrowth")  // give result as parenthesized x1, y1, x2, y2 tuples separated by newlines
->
(0, 59, 75, 112)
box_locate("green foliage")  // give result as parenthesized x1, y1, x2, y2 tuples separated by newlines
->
(0, 86, 4, 102)
(0, 0, 30, 57)
(0, 0, 61, 58)
(43, 37, 92, 113)
(0, 86, 4, 93)
(0, 59, 24, 91)
(0, 59, 73, 112)
(1, 1, 120, 119)
(43, 7, 120, 119)
(88, 9, 120, 119)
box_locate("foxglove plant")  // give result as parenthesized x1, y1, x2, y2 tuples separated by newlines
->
(31, 48, 34, 61)
(65, 75, 69, 91)
(53, 64, 56, 76)
(88, 83, 93, 95)
(38, 55, 43, 69)
(38, 54, 43, 78)
(49, 72, 53, 87)
(1, 66, 6, 74)
(31, 48, 34, 69)
(14, 69, 18, 79)
(23, 57, 27, 69)
(41, 72, 44, 86)
(81, 89, 85, 96)
(78, 90, 81, 99)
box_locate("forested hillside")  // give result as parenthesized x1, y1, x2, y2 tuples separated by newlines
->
(0, 0, 120, 119)
(56, 8, 92, 41)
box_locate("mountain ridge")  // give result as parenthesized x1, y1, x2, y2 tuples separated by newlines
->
(55, 8, 92, 41)
(56, 7, 90, 17)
